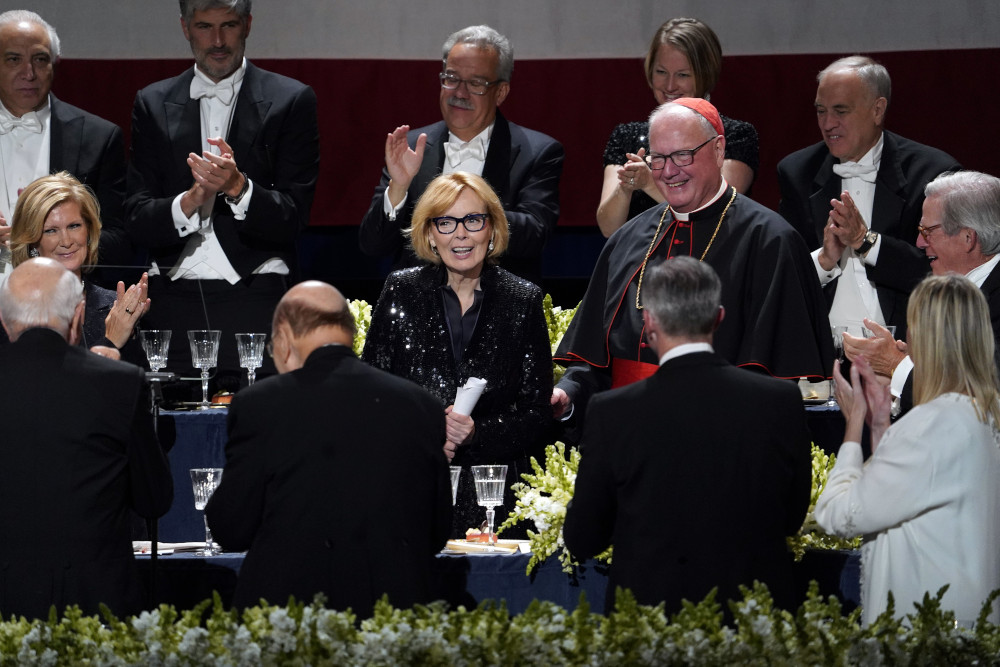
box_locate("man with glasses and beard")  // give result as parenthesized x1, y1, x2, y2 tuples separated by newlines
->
(553, 99, 832, 427)
(359, 24, 563, 286)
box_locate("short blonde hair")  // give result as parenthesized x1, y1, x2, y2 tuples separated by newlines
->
(406, 172, 509, 265)
(10, 172, 102, 272)
(909, 273, 1000, 425)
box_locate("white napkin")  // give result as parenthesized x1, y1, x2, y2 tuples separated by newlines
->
(453, 377, 487, 416)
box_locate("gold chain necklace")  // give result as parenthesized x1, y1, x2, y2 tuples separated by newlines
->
(635, 187, 737, 310)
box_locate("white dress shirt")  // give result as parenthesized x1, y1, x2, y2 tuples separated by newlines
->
(815, 393, 1000, 626)
(160, 59, 287, 283)
(0, 98, 52, 287)
(813, 134, 887, 331)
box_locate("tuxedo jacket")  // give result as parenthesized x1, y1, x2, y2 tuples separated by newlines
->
(206, 345, 452, 616)
(0, 328, 172, 619)
(777, 130, 960, 334)
(359, 111, 564, 285)
(563, 352, 812, 614)
(125, 61, 319, 280)
(49, 95, 130, 282)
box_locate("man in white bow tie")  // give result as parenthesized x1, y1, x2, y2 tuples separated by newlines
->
(0, 10, 129, 290)
(359, 25, 564, 286)
(777, 55, 960, 338)
(125, 0, 319, 382)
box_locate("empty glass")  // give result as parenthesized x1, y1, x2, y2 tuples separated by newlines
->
(140, 329, 171, 372)
(187, 330, 221, 409)
(189, 468, 223, 556)
(235, 333, 267, 386)
(449, 466, 461, 505)
(472, 464, 507, 551)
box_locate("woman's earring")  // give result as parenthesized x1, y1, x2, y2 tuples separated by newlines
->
(430, 242, 438, 256)
(488, 237, 495, 252)
(29, 247, 39, 258)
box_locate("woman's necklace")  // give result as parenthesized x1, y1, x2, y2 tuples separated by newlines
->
(635, 187, 737, 310)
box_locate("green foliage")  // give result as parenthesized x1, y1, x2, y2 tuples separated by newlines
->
(3, 584, 999, 664)
(348, 299, 372, 357)
(787, 444, 862, 560)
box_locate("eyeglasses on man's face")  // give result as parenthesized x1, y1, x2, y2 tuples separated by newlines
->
(918, 223, 944, 241)
(645, 136, 717, 170)
(431, 213, 489, 234)
(439, 72, 502, 96)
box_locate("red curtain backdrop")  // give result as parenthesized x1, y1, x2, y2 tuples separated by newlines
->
(55, 48, 999, 229)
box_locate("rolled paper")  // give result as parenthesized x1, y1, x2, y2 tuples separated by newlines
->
(453, 376, 487, 416)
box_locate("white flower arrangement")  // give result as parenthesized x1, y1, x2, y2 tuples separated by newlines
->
(3, 586, 999, 664)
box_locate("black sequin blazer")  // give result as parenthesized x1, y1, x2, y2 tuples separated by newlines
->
(363, 263, 553, 536)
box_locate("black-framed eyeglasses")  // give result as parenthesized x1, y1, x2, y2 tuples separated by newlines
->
(431, 213, 489, 234)
(645, 137, 717, 170)
(439, 72, 503, 95)
(918, 223, 943, 241)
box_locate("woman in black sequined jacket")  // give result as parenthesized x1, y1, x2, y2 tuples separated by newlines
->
(363, 172, 553, 538)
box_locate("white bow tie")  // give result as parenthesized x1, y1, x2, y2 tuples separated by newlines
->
(833, 161, 878, 183)
(0, 111, 42, 135)
(444, 138, 486, 168)
(190, 76, 236, 105)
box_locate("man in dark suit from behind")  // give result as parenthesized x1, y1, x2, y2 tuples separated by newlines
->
(359, 24, 563, 286)
(564, 256, 812, 615)
(206, 281, 452, 617)
(0, 258, 173, 620)
(0, 10, 130, 288)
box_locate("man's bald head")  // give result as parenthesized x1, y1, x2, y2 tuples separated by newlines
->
(0, 257, 83, 341)
(270, 281, 357, 373)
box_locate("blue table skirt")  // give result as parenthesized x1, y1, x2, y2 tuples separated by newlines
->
(158, 409, 228, 543)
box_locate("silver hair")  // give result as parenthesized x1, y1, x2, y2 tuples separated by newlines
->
(818, 55, 891, 107)
(641, 256, 722, 337)
(179, 0, 251, 22)
(0, 10, 61, 59)
(649, 102, 716, 141)
(0, 267, 82, 339)
(926, 171, 1000, 256)
(442, 25, 513, 82)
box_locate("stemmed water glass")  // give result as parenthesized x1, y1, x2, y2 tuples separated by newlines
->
(472, 464, 507, 551)
(189, 468, 223, 556)
(449, 466, 462, 505)
(140, 329, 171, 372)
(235, 333, 267, 386)
(829, 326, 848, 407)
(187, 330, 221, 409)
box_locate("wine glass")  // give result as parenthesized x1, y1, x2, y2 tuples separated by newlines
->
(189, 468, 223, 556)
(235, 333, 267, 386)
(140, 329, 171, 372)
(187, 330, 221, 409)
(829, 326, 848, 407)
(449, 466, 462, 505)
(472, 464, 507, 552)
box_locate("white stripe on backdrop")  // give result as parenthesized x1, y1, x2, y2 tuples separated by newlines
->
(22, 0, 1000, 60)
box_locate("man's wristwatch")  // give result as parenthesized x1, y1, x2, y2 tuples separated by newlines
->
(224, 172, 250, 206)
(856, 229, 879, 257)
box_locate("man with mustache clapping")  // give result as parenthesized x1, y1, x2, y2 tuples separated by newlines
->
(359, 25, 564, 287)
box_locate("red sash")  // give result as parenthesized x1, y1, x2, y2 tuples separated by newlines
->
(611, 357, 658, 388)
